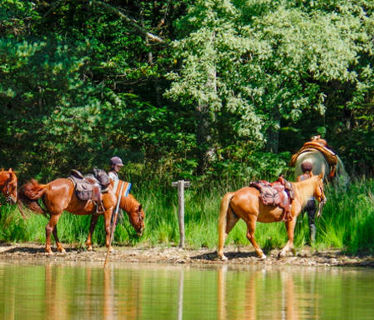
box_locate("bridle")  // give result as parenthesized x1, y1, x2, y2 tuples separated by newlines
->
(316, 180, 326, 204)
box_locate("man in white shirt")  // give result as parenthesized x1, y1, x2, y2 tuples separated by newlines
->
(108, 156, 124, 223)
(108, 156, 124, 183)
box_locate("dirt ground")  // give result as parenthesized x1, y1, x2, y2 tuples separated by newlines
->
(1, 242, 374, 267)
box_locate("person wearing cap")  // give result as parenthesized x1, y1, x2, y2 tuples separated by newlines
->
(108, 156, 124, 183)
(297, 161, 317, 244)
(108, 156, 125, 223)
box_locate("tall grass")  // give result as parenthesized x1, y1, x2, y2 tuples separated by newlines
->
(1, 178, 374, 254)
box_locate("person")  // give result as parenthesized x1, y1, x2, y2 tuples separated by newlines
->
(108, 156, 124, 223)
(108, 156, 124, 184)
(297, 161, 317, 244)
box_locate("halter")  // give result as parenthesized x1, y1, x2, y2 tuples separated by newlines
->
(316, 179, 326, 203)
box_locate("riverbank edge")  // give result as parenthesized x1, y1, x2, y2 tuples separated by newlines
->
(1, 242, 374, 268)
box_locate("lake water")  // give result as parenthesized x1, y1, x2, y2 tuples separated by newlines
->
(0, 262, 373, 319)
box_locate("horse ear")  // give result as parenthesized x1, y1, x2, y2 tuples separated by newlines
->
(139, 204, 142, 211)
(8, 168, 13, 172)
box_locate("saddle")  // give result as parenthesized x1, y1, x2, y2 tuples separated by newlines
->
(69, 169, 110, 213)
(290, 136, 338, 178)
(250, 176, 294, 221)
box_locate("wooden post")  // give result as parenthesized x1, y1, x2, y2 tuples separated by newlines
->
(172, 180, 190, 248)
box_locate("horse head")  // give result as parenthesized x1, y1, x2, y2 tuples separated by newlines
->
(313, 172, 326, 204)
(1, 168, 17, 204)
(121, 194, 145, 236)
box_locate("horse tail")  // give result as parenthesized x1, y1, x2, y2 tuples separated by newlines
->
(217, 192, 235, 260)
(18, 179, 48, 217)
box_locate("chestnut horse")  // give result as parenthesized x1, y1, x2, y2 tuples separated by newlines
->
(218, 173, 326, 260)
(0, 168, 17, 205)
(18, 175, 145, 254)
(85, 179, 145, 251)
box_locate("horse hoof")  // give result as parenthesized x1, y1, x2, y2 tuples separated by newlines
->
(58, 248, 66, 254)
(259, 254, 267, 260)
(218, 255, 228, 261)
(45, 250, 53, 255)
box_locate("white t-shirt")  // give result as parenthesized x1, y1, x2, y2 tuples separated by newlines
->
(108, 171, 118, 182)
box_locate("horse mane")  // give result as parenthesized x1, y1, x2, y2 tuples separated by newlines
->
(0, 170, 6, 185)
(9, 170, 17, 185)
(292, 175, 320, 206)
(0, 169, 16, 186)
(121, 193, 140, 212)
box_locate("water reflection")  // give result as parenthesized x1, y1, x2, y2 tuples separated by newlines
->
(0, 262, 374, 320)
(215, 265, 374, 320)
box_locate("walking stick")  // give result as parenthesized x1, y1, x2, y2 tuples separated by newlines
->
(104, 181, 125, 268)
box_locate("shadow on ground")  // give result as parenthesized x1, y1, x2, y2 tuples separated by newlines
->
(191, 250, 258, 261)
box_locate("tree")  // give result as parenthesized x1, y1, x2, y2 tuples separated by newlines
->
(167, 0, 374, 168)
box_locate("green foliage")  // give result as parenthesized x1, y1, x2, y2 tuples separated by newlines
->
(1, 0, 374, 254)
(1, 0, 374, 180)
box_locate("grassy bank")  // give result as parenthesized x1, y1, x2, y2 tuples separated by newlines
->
(1, 178, 374, 254)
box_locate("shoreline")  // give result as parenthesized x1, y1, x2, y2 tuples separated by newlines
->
(1, 242, 374, 268)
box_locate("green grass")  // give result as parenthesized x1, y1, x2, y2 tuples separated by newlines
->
(1, 178, 374, 254)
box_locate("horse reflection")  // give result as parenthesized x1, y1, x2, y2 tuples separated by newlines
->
(217, 266, 304, 320)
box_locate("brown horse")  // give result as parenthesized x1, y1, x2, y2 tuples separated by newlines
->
(85, 179, 145, 251)
(218, 173, 326, 260)
(18, 175, 145, 254)
(0, 168, 17, 205)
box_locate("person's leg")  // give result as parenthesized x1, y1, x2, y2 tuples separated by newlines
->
(306, 200, 317, 244)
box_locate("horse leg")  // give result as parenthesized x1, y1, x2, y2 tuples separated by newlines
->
(246, 220, 266, 259)
(52, 225, 66, 253)
(85, 214, 99, 251)
(218, 206, 238, 261)
(279, 219, 297, 257)
(45, 214, 62, 254)
(104, 208, 114, 252)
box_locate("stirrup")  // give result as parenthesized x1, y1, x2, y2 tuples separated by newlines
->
(95, 201, 105, 214)
(282, 210, 292, 222)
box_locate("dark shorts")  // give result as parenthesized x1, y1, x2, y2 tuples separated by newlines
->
(304, 199, 316, 225)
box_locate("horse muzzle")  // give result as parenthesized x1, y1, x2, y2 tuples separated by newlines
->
(137, 226, 144, 237)
(6, 195, 17, 204)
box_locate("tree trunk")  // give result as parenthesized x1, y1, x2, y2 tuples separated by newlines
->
(266, 125, 280, 153)
(266, 112, 281, 153)
(196, 62, 217, 174)
(196, 107, 215, 174)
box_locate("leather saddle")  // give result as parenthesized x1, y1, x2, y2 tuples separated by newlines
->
(250, 176, 294, 221)
(290, 136, 338, 178)
(69, 169, 110, 205)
